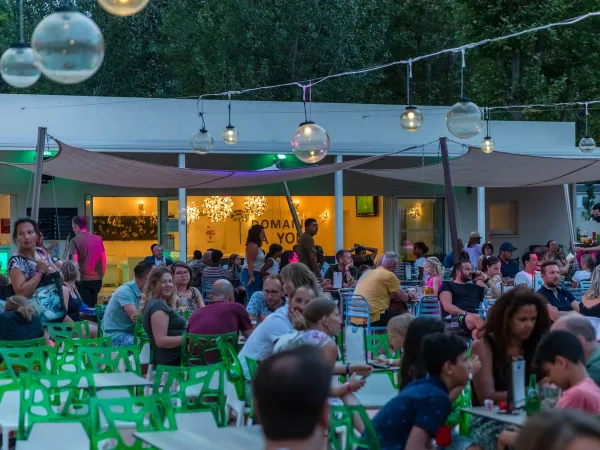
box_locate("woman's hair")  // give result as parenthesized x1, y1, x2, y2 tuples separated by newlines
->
(587, 265, 600, 299)
(481, 242, 494, 255)
(302, 297, 337, 330)
(279, 250, 296, 272)
(193, 250, 202, 260)
(546, 240, 556, 249)
(481, 255, 500, 273)
(413, 242, 429, 255)
(5, 295, 36, 322)
(515, 409, 600, 450)
(424, 257, 442, 277)
(399, 317, 445, 390)
(228, 253, 240, 267)
(141, 266, 178, 312)
(211, 250, 224, 265)
(60, 260, 80, 283)
(246, 224, 264, 247)
(387, 314, 414, 336)
(280, 262, 322, 297)
(266, 243, 283, 261)
(170, 262, 192, 289)
(581, 253, 596, 272)
(12, 218, 40, 244)
(483, 289, 551, 373)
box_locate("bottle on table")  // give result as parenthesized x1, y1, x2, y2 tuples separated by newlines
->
(525, 374, 541, 416)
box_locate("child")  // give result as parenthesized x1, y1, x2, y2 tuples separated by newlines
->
(372, 332, 470, 449)
(376, 313, 414, 367)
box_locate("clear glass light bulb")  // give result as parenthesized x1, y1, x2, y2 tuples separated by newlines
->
(0, 44, 40, 88)
(400, 106, 424, 132)
(190, 129, 214, 155)
(222, 126, 239, 145)
(446, 98, 483, 139)
(97, 0, 150, 16)
(480, 136, 495, 154)
(579, 136, 596, 154)
(290, 122, 330, 164)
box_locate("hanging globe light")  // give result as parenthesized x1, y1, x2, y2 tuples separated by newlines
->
(480, 136, 495, 154)
(97, 0, 150, 16)
(0, 43, 40, 88)
(579, 136, 596, 153)
(31, 4, 104, 84)
(446, 98, 483, 139)
(190, 128, 214, 155)
(222, 125, 239, 145)
(290, 121, 330, 164)
(400, 106, 424, 132)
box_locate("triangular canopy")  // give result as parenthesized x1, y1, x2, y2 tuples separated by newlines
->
(356, 147, 600, 187)
(1, 140, 383, 189)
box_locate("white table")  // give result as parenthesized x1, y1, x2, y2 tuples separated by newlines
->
(92, 372, 151, 389)
(135, 425, 264, 450)
(461, 406, 526, 427)
(354, 374, 397, 409)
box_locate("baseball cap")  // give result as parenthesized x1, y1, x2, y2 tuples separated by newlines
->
(499, 242, 517, 252)
(469, 231, 481, 239)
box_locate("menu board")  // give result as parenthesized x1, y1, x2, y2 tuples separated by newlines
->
(26, 208, 77, 240)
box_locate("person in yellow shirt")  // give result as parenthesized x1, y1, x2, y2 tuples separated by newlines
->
(353, 251, 415, 326)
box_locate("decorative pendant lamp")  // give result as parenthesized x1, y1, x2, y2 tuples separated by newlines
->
(190, 99, 214, 155)
(291, 85, 330, 163)
(480, 108, 495, 154)
(400, 61, 423, 132)
(97, 0, 150, 16)
(579, 102, 596, 153)
(0, 0, 40, 88)
(222, 93, 239, 145)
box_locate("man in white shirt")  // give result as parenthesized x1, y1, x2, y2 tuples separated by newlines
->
(514, 252, 539, 289)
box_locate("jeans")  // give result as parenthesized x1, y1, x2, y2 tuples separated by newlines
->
(241, 269, 262, 302)
(78, 279, 102, 308)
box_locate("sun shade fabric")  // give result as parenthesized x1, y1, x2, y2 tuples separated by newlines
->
(356, 147, 600, 187)
(1, 141, 383, 189)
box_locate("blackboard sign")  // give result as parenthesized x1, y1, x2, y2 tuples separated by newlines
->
(93, 215, 158, 241)
(26, 208, 78, 240)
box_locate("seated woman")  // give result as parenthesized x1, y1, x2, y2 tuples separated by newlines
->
(423, 257, 444, 296)
(171, 262, 205, 312)
(572, 253, 595, 288)
(470, 289, 550, 450)
(60, 261, 98, 338)
(376, 313, 414, 367)
(477, 243, 494, 271)
(262, 244, 283, 276)
(0, 295, 47, 343)
(579, 265, 600, 318)
(141, 266, 186, 366)
(476, 256, 503, 298)
(546, 240, 572, 275)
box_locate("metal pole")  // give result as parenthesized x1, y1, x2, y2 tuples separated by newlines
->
(440, 137, 460, 264)
(178, 154, 187, 262)
(334, 155, 344, 251)
(282, 182, 303, 238)
(31, 127, 47, 222)
(477, 187, 486, 240)
(564, 184, 575, 248)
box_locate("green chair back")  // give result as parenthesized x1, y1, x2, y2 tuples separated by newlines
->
(90, 394, 177, 450)
(0, 346, 54, 378)
(77, 345, 141, 375)
(181, 332, 237, 366)
(364, 334, 399, 360)
(55, 337, 112, 373)
(152, 363, 225, 426)
(217, 338, 246, 402)
(0, 337, 46, 348)
(244, 356, 259, 422)
(329, 404, 380, 450)
(133, 315, 149, 348)
(95, 305, 107, 336)
(47, 321, 91, 341)
(17, 372, 95, 441)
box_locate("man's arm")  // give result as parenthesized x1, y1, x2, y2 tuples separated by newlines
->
(365, 246, 378, 260)
(123, 304, 138, 323)
(308, 251, 322, 280)
(439, 290, 465, 315)
(101, 251, 107, 277)
(390, 289, 409, 303)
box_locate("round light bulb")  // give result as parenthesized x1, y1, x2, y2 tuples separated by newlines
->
(0, 43, 41, 88)
(445, 97, 483, 139)
(480, 136, 495, 154)
(579, 135, 596, 153)
(290, 121, 330, 164)
(97, 0, 150, 16)
(31, 5, 104, 84)
(400, 105, 424, 132)
(190, 129, 214, 155)
(222, 125, 239, 145)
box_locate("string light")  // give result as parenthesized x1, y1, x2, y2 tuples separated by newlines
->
(190, 99, 213, 154)
(579, 103, 596, 153)
(222, 93, 239, 145)
(184, 201, 201, 224)
(291, 85, 330, 164)
(243, 196, 268, 218)
(203, 196, 234, 223)
(319, 210, 330, 223)
(446, 49, 482, 139)
(97, 0, 150, 16)
(400, 60, 423, 132)
(480, 108, 495, 154)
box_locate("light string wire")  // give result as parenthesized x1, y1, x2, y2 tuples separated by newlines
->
(460, 49, 466, 98)
(406, 59, 413, 106)
(18, 0, 23, 42)
(195, 10, 600, 105)
(585, 102, 589, 136)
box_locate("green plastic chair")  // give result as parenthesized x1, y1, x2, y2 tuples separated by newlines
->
(55, 337, 112, 373)
(95, 305, 107, 336)
(0, 346, 54, 378)
(217, 338, 246, 402)
(46, 321, 91, 341)
(181, 332, 238, 366)
(77, 345, 141, 375)
(329, 404, 380, 450)
(364, 333, 400, 389)
(17, 371, 95, 441)
(244, 356, 259, 425)
(90, 393, 177, 450)
(0, 337, 46, 348)
(152, 363, 225, 426)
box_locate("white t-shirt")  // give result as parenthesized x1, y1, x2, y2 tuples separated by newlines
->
(572, 270, 592, 286)
(238, 304, 292, 363)
(514, 271, 534, 288)
(465, 245, 482, 268)
(414, 257, 426, 270)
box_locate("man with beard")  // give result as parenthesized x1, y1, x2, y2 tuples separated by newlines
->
(537, 260, 578, 322)
(575, 203, 600, 267)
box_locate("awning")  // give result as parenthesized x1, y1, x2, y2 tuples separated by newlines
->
(356, 147, 600, 187)
(1, 140, 384, 189)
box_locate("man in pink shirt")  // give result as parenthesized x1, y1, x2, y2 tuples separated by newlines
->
(535, 330, 600, 414)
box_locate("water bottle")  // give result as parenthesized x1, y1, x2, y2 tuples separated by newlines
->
(525, 374, 541, 416)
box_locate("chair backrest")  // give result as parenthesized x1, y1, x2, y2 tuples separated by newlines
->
(580, 280, 592, 291)
(55, 337, 112, 373)
(344, 295, 371, 326)
(416, 295, 442, 318)
(90, 393, 177, 450)
(18, 371, 95, 441)
(329, 404, 380, 450)
(569, 288, 587, 302)
(152, 364, 225, 426)
(77, 345, 141, 375)
(364, 334, 400, 360)
(0, 346, 54, 378)
(0, 337, 46, 348)
(217, 338, 246, 402)
(46, 321, 90, 341)
(181, 332, 238, 366)
(133, 315, 149, 348)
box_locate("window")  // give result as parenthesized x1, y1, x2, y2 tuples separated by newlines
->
(489, 201, 519, 236)
(397, 198, 445, 262)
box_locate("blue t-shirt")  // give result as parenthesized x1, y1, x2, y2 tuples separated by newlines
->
(536, 285, 576, 312)
(372, 376, 451, 450)
(500, 258, 519, 279)
(102, 281, 141, 336)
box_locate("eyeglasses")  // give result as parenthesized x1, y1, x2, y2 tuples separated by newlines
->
(264, 290, 281, 296)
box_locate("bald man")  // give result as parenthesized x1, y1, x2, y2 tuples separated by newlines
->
(552, 313, 600, 386)
(187, 279, 253, 339)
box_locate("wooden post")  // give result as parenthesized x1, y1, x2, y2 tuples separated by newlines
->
(440, 137, 460, 264)
(282, 182, 303, 238)
(31, 127, 47, 222)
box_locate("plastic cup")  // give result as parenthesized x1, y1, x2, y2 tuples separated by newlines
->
(484, 399, 494, 411)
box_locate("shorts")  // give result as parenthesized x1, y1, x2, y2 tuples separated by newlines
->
(444, 314, 471, 336)
(109, 332, 135, 347)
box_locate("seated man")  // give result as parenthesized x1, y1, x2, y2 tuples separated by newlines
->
(143, 244, 173, 267)
(537, 260, 578, 321)
(246, 275, 285, 323)
(324, 249, 359, 288)
(352, 244, 378, 268)
(552, 313, 600, 386)
(439, 261, 485, 339)
(102, 261, 152, 347)
(443, 239, 469, 269)
(316, 245, 330, 279)
(514, 252, 539, 289)
(498, 242, 519, 279)
(353, 251, 414, 327)
(253, 346, 331, 450)
(372, 332, 472, 449)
